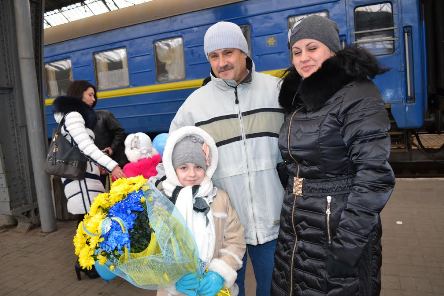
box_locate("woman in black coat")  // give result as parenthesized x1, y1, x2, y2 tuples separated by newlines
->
(271, 16, 395, 296)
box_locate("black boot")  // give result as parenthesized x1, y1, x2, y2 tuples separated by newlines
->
(74, 261, 100, 280)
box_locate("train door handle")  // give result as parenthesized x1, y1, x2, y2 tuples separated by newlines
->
(404, 26, 415, 104)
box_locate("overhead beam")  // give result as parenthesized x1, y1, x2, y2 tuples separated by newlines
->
(44, 0, 243, 45)
(45, 0, 83, 12)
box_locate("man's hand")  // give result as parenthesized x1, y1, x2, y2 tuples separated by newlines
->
(102, 147, 113, 156)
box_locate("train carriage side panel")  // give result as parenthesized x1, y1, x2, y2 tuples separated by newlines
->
(390, 0, 426, 128)
(44, 0, 432, 137)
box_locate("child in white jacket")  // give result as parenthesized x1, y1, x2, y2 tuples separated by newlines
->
(157, 126, 246, 296)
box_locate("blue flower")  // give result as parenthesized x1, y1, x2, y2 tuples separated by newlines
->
(99, 190, 146, 257)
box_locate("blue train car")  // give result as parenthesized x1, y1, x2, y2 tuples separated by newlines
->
(43, 0, 444, 139)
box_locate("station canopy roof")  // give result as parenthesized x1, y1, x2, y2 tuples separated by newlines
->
(44, 0, 152, 28)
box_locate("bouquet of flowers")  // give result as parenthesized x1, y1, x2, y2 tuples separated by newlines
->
(73, 176, 199, 289)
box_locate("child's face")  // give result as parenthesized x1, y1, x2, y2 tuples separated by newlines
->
(175, 163, 206, 186)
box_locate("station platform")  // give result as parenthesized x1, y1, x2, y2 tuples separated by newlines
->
(0, 178, 443, 296)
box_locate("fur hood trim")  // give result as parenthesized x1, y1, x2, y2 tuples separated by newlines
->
(53, 95, 91, 115)
(279, 46, 387, 113)
(52, 96, 97, 129)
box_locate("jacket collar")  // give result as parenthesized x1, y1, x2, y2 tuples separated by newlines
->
(279, 46, 386, 113)
(53, 95, 97, 129)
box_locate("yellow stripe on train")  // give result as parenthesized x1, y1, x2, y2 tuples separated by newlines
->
(44, 69, 285, 106)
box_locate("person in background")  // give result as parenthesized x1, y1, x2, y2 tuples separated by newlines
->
(150, 133, 169, 185)
(94, 110, 128, 168)
(66, 80, 128, 187)
(156, 126, 245, 296)
(123, 132, 161, 179)
(169, 21, 284, 296)
(53, 81, 126, 281)
(271, 15, 395, 295)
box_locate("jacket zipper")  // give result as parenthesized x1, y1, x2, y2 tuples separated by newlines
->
(326, 195, 332, 245)
(289, 194, 297, 296)
(286, 111, 301, 296)
(234, 86, 258, 242)
(234, 86, 239, 104)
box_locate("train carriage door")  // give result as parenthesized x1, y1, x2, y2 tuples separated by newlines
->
(423, 0, 444, 132)
(345, 1, 424, 128)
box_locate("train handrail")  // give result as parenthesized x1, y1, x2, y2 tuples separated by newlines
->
(353, 27, 396, 35)
(353, 37, 397, 44)
(403, 26, 415, 104)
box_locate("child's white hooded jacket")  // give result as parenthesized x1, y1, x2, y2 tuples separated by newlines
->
(157, 126, 246, 296)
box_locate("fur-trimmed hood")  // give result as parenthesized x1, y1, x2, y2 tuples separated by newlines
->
(162, 126, 219, 187)
(279, 46, 387, 113)
(53, 95, 97, 129)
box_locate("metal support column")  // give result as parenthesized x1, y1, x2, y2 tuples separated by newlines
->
(14, 0, 56, 232)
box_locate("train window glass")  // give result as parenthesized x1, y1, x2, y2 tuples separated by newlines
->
(94, 48, 129, 90)
(354, 3, 394, 55)
(154, 37, 185, 82)
(239, 25, 252, 55)
(288, 11, 329, 34)
(44, 59, 72, 97)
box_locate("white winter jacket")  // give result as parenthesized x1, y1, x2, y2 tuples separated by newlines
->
(54, 111, 118, 214)
(170, 70, 285, 245)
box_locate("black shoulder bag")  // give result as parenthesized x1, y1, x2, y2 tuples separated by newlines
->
(45, 114, 87, 180)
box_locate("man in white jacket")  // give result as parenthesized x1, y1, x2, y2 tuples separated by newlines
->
(170, 21, 284, 296)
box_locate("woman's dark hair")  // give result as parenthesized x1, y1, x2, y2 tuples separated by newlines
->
(66, 80, 98, 108)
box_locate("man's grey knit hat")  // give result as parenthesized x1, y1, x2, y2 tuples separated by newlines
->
(172, 135, 207, 170)
(288, 15, 341, 52)
(204, 21, 249, 58)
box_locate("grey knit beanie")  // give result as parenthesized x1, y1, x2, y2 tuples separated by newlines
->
(172, 135, 207, 170)
(288, 15, 340, 52)
(204, 21, 249, 58)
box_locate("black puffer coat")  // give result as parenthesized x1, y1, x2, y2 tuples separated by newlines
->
(93, 110, 128, 167)
(271, 47, 395, 296)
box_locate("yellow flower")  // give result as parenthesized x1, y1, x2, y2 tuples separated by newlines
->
(97, 254, 107, 265)
(89, 192, 109, 215)
(78, 245, 95, 269)
(73, 176, 149, 270)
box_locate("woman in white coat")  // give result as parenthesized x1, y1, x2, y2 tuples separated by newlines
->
(52, 81, 126, 280)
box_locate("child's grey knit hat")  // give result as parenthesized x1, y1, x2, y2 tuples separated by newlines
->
(288, 15, 341, 52)
(172, 135, 207, 170)
(204, 21, 249, 58)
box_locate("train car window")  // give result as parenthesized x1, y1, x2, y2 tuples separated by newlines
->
(239, 25, 252, 55)
(354, 3, 394, 55)
(154, 37, 185, 82)
(94, 48, 129, 90)
(44, 59, 72, 97)
(288, 11, 329, 33)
